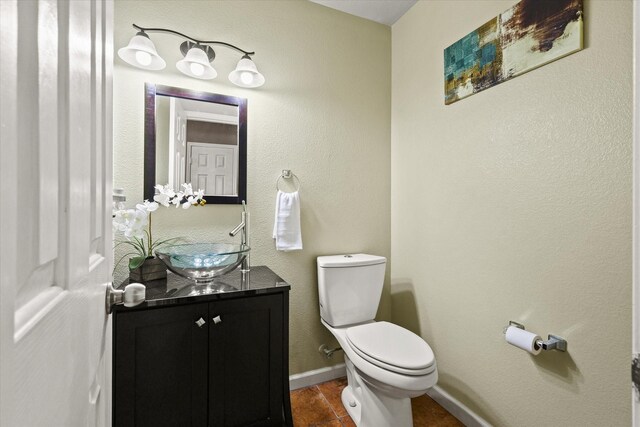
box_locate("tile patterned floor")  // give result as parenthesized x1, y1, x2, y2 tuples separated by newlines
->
(290, 377, 464, 427)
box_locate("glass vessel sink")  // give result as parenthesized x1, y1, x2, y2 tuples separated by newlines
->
(155, 243, 250, 283)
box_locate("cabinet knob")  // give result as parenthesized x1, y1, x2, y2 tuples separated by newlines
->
(195, 317, 206, 328)
(212, 315, 222, 324)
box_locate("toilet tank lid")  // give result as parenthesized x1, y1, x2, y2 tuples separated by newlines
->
(317, 254, 386, 268)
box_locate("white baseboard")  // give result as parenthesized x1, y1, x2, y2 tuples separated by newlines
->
(426, 385, 492, 427)
(289, 364, 346, 390)
(289, 366, 491, 427)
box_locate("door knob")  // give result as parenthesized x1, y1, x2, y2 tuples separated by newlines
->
(212, 315, 222, 324)
(195, 317, 206, 327)
(105, 283, 146, 314)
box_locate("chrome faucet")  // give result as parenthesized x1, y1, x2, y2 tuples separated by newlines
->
(229, 201, 250, 273)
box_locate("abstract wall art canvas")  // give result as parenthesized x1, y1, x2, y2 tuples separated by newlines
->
(444, 0, 583, 105)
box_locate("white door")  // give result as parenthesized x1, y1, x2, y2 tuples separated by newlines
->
(169, 97, 187, 191)
(188, 142, 238, 196)
(1, 1, 114, 426)
(634, 2, 640, 425)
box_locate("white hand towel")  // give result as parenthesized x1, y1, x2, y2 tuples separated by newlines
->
(273, 190, 303, 251)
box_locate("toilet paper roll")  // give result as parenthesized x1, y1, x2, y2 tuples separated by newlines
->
(505, 326, 541, 355)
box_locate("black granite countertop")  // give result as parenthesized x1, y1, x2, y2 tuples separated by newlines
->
(114, 265, 290, 312)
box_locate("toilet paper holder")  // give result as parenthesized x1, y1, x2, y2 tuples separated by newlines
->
(504, 321, 567, 352)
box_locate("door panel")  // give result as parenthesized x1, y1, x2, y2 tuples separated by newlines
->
(188, 143, 237, 196)
(0, 0, 114, 425)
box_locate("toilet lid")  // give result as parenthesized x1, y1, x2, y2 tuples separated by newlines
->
(317, 254, 386, 268)
(346, 322, 435, 376)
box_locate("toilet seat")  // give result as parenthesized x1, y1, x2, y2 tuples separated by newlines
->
(346, 322, 435, 376)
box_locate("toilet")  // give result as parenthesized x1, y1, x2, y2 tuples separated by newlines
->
(317, 254, 438, 427)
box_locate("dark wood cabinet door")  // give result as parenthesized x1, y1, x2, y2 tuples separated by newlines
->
(208, 294, 284, 426)
(113, 303, 209, 427)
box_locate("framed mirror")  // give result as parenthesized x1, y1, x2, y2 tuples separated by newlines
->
(144, 83, 247, 204)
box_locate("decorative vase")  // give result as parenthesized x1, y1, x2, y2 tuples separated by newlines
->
(129, 257, 167, 283)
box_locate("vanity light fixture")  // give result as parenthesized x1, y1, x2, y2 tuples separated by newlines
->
(117, 31, 166, 70)
(119, 24, 265, 88)
(229, 54, 266, 88)
(176, 43, 217, 80)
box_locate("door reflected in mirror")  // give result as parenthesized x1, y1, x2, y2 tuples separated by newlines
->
(155, 97, 239, 196)
(145, 83, 247, 205)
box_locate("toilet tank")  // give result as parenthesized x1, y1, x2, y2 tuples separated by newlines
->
(317, 254, 386, 327)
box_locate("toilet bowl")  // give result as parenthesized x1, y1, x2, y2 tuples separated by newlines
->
(317, 254, 438, 427)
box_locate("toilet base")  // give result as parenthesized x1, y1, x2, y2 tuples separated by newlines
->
(341, 385, 361, 424)
(341, 355, 413, 427)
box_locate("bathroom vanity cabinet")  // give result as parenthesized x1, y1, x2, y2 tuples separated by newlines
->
(112, 267, 292, 427)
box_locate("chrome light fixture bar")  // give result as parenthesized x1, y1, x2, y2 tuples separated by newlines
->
(118, 24, 265, 88)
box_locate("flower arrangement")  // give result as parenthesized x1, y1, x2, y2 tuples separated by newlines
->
(113, 183, 206, 271)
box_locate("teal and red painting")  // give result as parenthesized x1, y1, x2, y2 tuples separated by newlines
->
(444, 0, 583, 105)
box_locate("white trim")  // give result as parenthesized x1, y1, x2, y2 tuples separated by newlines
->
(426, 386, 492, 427)
(289, 363, 347, 390)
(633, 0, 640, 425)
(288, 365, 491, 426)
(0, 2, 18, 425)
(184, 110, 238, 125)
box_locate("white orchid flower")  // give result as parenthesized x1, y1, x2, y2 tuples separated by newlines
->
(113, 182, 205, 268)
(163, 184, 177, 197)
(131, 209, 149, 226)
(113, 210, 126, 221)
(135, 201, 154, 213)
(124, 226, 144, 239)
(113, 212, 128, 231)
(155, 184, 177, 198)
(154, 193, 171, 207)
(182, 195, 195, 209)
(182, 183, 194, 196)
(114, 209, 129, 220)
(116, 208, 148, 239)
(112, 210, 129, 232)
(138, 200, 159, 212)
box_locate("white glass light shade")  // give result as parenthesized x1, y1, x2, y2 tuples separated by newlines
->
(117, 33, 166, 70)
(229, 57, 265, 88)
(176, 46, 217, 80)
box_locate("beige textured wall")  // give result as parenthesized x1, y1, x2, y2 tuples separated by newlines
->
(391, 1, 632, 426)
(113, 0, 390, 375)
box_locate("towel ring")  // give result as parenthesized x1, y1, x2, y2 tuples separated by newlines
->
(276, 170, 301, 192)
